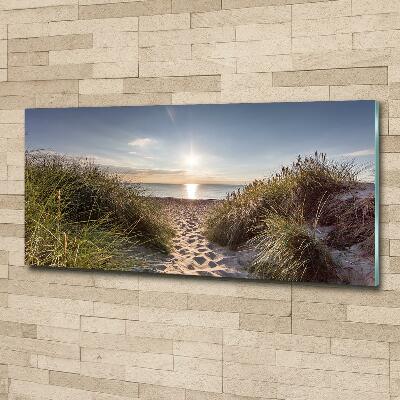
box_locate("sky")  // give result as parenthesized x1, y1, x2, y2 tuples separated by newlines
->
(26, 101, 377, 185)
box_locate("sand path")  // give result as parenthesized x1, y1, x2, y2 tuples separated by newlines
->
(140, 199, 255, 278)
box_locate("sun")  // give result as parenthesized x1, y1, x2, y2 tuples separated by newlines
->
(184, 151, 200, 168)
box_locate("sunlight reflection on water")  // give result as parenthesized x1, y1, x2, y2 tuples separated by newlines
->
(185, 183, 198, 199)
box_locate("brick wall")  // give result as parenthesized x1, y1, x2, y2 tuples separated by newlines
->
(0, 0, 399, 399)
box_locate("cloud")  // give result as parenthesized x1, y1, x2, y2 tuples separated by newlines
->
(128, 137, 157, 147)
(341, 148, 375, 157)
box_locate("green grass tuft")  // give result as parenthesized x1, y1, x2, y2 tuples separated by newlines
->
(26, 152, 174, 270)
(205, 152, 358, 250)
(250, 214, 337, 282)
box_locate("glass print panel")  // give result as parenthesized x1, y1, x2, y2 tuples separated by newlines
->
(25, 100, 379, 286)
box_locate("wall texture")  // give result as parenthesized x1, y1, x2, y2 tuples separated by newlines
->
(0, 0, 399, 399)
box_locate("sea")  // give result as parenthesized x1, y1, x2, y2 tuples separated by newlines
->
(131, 183, 244, 200)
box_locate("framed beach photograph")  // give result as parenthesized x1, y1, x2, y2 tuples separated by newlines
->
(25, 100, 379, 286)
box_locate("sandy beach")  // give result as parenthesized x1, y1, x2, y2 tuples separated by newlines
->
(133, 198, 256, 279)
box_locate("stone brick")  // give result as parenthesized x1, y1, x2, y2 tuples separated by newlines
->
(79, 0, 171, 20)
(139, 13, 190, 31)
(8, 34, 93, 53)
(8, 64, 93, 81)
(8, 52, 49, 67)
(191, 6, 291, 28)
(273, 67, 388, 87)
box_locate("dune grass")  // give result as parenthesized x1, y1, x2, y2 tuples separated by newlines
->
(205, 152, 358, 249)
(250, 215, 337, 282)
(205, 152, 368, 282)
(25, 152, 174, 270)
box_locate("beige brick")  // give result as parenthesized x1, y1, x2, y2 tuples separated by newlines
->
(293, 0, 351, 20)
(81, 316, 126, 335)
(37, 355, 80, 374)
(173, 340, 222, 360)
(8, 17, 140, 39)
(223, 377, 276, 398)
(331, 338, 389, 359)
(352, 0, 400, 15)
(0, 305, 80, 330)
(50, 371, 139, 398)
(194, 38, 291, 59)
(191, 6, 291, 28)
(9, 379, 93, 400)
(94, 31, 138, 48)
(8, 293, 92, 315)
(79, 0, 171, 20)
(81, 347, 173, 370)
(278, 384, 388, 400)
(79, 79, 124, 95)
(8, 365, 49, 385)
(124, 75, 220, 94)
(80, 331, 172, 354)
(0, 110, 24, 123)
(224, 344, 275, 365)
(390, 118, 400, 135)
(382, 136, 400, 152)
(330, 84, 389, 102)
(0, 348, 30, 367)
(188, 294, 290, 316)
(81, 361, 127, 381)
(139, 13, 190, 31)
(293, 48, 392, 71)
(347, 305, 400, 326)
(224, 329, 330, 353)
(355, 30, 400, 50)
(36, 93, 78, 108)
(93, 274, 137, 290)
(0, 0, 77, 10)
(0, 335, 79, 361)
(273, 67, 387, 87)
(293, 301, 347, 321)
(139, 307, 239, 328)
(125, 365, 222, 392)
(93, 302, 138, 320)
(172, 91, 221, 104)
(140, 59, 236, 77)
(172, 0, 221, 13)
(8, 51, 49, 67)
(36, 325, 80, 344)
(293, 318, 400, 342)
(139, 26, 235, 47)
(126, 320, 222, 344)
(235, 21, 290, 41)
(239, 313, 291, 333)
(8, 64, 93, 81)
(139, 383, 185, 400)
(93, 62, 138, 78)
(139, 291, 187, 310)
(0, 80, 78, 96)
(221, 85, 329, 103)
(293, 34, 353, 53)
(174, 356, 222, 377)
(8, 34, 92, 53)
(276, 350, 388, 375)
(0, 5, 77, 24)
(293, 13, 400, 38)
(140, 44, 191, 62)
(79, 93, 171, 107)
(236, 54, 292, 73)
(389, 66, 400, 84)
(49, 47, 137, 65)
